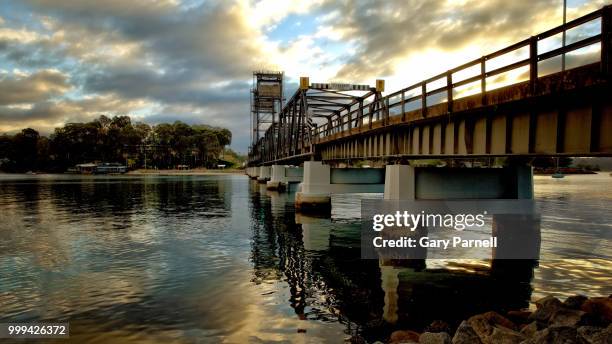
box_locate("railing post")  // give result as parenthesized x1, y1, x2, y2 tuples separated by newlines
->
(421, 82, 427, 117)
(358, 99, 364, 129)
(602, 5, 612, 76)
(401, 91, 406, 121)
(368, 103, 374, 129)
(481, 57, 487, 105)
(529, 36, 538, 95)
(446, 72, 453, 113)
(385, 97, 390, 125)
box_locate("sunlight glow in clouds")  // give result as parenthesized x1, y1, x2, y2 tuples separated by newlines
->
(0, 0, 607, 151)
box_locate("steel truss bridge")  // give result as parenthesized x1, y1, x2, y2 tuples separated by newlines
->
(248, 6, 612, 166)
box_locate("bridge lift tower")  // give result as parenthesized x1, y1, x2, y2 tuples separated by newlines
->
(251, 71, 284, 148)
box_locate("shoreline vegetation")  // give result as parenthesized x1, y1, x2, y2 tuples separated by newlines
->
(0, 115, 245, 173)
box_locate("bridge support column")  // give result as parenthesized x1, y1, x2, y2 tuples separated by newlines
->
(383, 164, 533, 200)
(266, 165, 286, 191)
(295, 161, 331, 212)
(248, 167, 260, 180)
(382, 164, 540, 259)
(384, 165, 415, 200)
(257, 166, 271, 183)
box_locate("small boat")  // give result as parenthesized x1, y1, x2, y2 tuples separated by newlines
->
(551, 157, 564, 178)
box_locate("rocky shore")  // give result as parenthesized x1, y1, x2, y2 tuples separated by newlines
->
(353, 295, 612, 344)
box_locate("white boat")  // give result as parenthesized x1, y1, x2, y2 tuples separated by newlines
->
(552, 157, 564, 178)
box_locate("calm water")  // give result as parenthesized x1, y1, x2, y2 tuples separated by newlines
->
(0, 173, 610, 343)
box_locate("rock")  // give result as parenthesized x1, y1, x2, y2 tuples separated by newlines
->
(425, 320, 451, 334)
(489, 325, 526, 344)
(345, 335, 366, 344)
(419, 331, 451, 344)
(519, 322, 538, 338)
(548, 307, 586, 327)
(297, 328, 306, 333)
(468, 311, 517, 343)
(452, 320, 483, 344)
(529, 296, 563, 324)
(582, 297, 612, 325)
(522, 326, 579, 344)
(534, 295, 563, 309)
(389, 330, 420, 344)
(564, 295, 588, 310)
(577, 324, 612, 344)
(507, 310, 532, 324)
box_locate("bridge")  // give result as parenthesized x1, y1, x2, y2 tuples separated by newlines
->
(246, 5, 612, 210)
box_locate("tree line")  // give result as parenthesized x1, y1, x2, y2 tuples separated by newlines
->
(0, 115, 234, 172)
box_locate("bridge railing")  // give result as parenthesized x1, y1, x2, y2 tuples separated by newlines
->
(313, 5, 610, 141)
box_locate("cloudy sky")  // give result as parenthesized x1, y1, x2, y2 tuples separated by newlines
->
(0, 0, 607, 152)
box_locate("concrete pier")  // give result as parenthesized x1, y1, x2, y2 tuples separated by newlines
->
(382, 164, 540, 259)
(247, 166, 260, 180)
(383, 165, 533, 200)
(295, 161, 331, 212)
(384, 165, 415, 200)
(257, 166, 271, 183)
(266, 165, 304, 191)
(266, 165, 286, 191)
(295, 162, 385, 211)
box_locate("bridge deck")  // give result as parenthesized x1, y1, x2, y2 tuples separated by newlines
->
(316, 63, 611, 160)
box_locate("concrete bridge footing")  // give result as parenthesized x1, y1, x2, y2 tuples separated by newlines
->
(245, 167, 259, 179)
(266, 165, 304, 191)
(257, 166, 271, 183)
(383, 164, 533, 200)
(295, 161, 331, 211)
(266, 165, 286, 190)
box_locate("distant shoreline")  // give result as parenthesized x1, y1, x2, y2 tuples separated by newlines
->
(0, 169, 246, 176)
(127, 168, 244, 176)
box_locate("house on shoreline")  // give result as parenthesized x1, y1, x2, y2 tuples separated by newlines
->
(75, 163, 127, 174)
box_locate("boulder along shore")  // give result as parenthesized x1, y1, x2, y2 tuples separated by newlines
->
(349, 294, 612, 344)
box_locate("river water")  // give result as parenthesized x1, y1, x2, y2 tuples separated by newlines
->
(0, 173, 610, 343)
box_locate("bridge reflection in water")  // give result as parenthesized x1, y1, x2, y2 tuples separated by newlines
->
(248, 180, 536, 340)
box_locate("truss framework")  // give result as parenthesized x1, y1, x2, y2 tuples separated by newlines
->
(249, 78, 383, 164)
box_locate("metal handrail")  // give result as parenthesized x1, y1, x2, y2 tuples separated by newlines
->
(312, 5, 609, 142)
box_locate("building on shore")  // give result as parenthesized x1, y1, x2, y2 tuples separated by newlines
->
(75, 163, 127, 174)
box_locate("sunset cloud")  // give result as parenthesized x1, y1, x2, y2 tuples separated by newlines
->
(0, 0, 607, 151)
